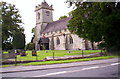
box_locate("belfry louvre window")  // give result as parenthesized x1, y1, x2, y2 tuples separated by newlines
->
(38, 12, 40, 19)
(69, 36, 73, 44)
(46, 11, 50, 16)
(56, 37, 60, 45)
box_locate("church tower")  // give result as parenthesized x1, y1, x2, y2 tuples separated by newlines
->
(35, 1, 53, 50)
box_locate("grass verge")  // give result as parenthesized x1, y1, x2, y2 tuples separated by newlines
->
(3, 50, 102, 61)
(1, 55, 119, 68)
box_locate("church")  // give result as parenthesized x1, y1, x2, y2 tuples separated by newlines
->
(33, 1, 98, 50)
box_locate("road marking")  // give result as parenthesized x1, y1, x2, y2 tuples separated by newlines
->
(111, 63, 120, 66)
(46, 71, 67, 75)
(34, 66, 99, 77)
(34, 71, 67, 77)
(81, 66, 99, 70)
(34, 63, 120, 77)
(100, 65, 110, 68)
(65, 66, 99, 73)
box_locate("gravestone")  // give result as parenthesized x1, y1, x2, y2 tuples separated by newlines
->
(68, 51, 71, 53)
(16, 49, 21, 55)
(46, 50, 48, 53)
(32, 50, 37, 56)
(20, 50, 27, 56)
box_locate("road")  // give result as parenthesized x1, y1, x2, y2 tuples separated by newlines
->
(2, 62, 119, 77)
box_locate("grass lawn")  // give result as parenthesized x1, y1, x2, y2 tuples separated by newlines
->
(3, 51, 9, 54)
(1, 55, 119, 68)
(16, 50, 102, 61)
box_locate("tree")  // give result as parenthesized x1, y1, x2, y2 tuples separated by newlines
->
(59, 15, 67, 20)
(31, 35, 35, 43)
(0, 15, 2, 50)
(25, 42, 35, 50)
(1, 2, 25, 50)
(13, 31, 25, 49)
(67, 1, 120, 54)
(31, 27, 35, 43)
(68, 10, 74, 17)
(31, 27, 35, 33)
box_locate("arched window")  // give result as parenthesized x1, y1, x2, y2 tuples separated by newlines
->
(69, 36, 73, 44)
(56, 37, 60, 45)
(38, 12, 40, 19)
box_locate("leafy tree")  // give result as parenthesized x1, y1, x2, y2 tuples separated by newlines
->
(68, 10, 74, 17)
(59, 15, 67, 20)
(0, 14, 2, 50)
(1, 2, 25, 50)
(67, 1, 120, 54)
(31, 27, 35, 33)
(31, 27, 35, 43)
(31, 35, 35, 43)
(13, 31, 25, 49)
(25, 42, 35, 50)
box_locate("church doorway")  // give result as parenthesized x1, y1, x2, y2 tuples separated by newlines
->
(38, 38, 49, 50)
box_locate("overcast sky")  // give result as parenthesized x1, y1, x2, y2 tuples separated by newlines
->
(2, 0, 74, 44)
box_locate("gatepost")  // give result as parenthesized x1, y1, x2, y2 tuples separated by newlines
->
(53, 52, 54, 60)
(32, 50, 37, 60)
(15, 50, 17, 66)
(82, 50, 84, 57)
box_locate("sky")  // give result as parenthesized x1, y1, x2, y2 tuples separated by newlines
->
(2, 0, 74, 44)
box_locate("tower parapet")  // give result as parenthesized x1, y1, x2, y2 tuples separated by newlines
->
(35, 1, 53, 11)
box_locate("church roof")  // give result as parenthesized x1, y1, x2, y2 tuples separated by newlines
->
(42, 17, 71, 34)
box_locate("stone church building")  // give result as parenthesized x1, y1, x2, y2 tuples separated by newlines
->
(33, 1, 98, 50)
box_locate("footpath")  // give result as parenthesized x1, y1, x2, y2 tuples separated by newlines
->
(1, 58, 119, 73)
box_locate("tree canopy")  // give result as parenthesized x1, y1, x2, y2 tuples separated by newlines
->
(13, 31, 25, 49)
(30, 27, 36, 43)
(59, 15, 68, 20)
(31, 27, 35, 33)
(1, 2, 25, 50)
(25, 42, 35, 50)
(67, 2, 120, 54)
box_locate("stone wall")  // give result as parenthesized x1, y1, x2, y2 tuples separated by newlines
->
(40, 29, 92, 50)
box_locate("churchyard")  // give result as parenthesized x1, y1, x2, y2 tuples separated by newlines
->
(1, 50, 119, 67)
(3, 50, 102, 61)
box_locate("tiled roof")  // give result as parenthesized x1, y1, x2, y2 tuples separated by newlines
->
(42, 17, 71, 34)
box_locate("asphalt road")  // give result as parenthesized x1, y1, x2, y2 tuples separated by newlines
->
(2, 62, 119, 77)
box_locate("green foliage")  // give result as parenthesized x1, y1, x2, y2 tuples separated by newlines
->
(59, 15, 67, 20)
(68, 10, 74, 17)
(31, 27, 35, 42)
(31, 27, 35, 33)
(31, 35, 35, 43)
(1, 2, 25, 50)
(67, 2, 120, 53)
(25, 42, 35, 50)
(13, 31, 25, 49)
(0, 7, 2, 50)
(41, 45, 46, 50)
